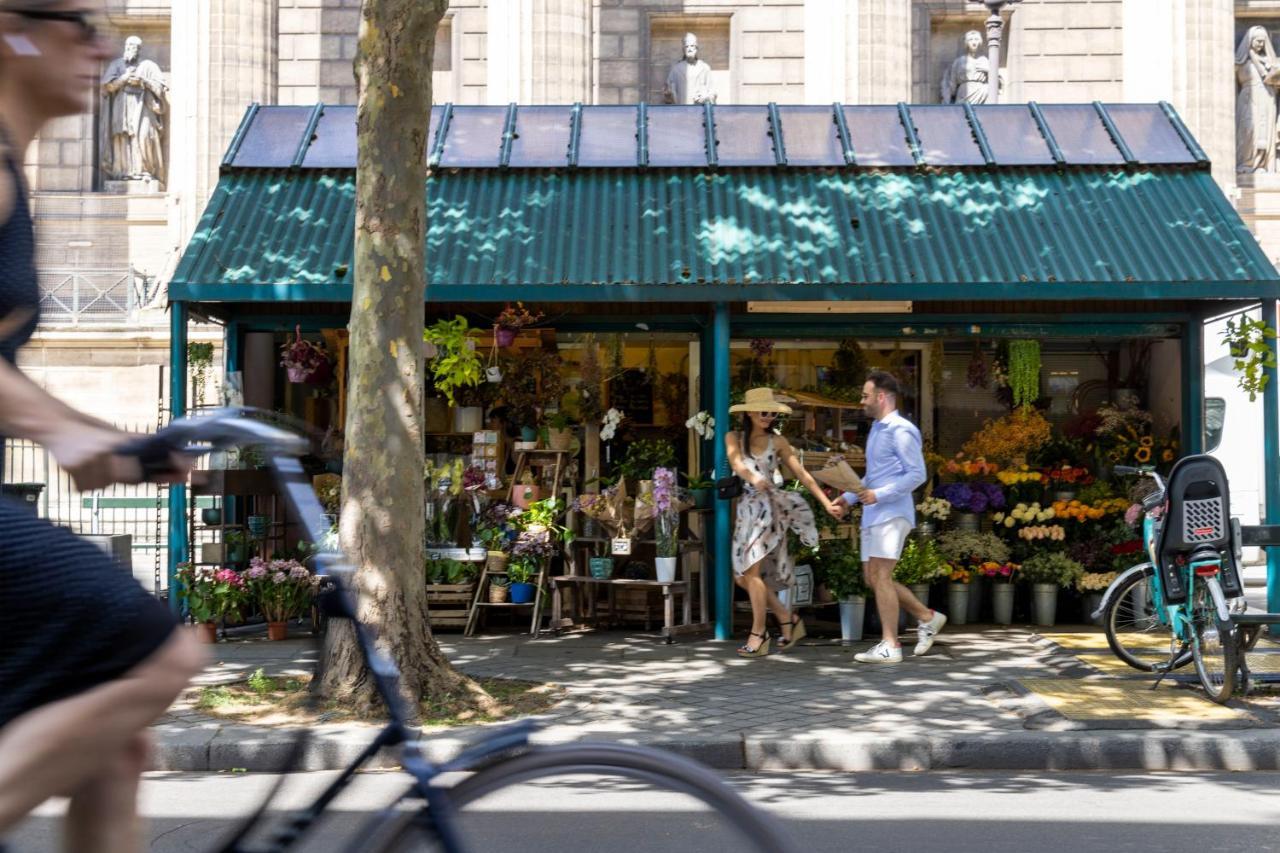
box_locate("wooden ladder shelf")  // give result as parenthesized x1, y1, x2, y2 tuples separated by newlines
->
(464, 448, 569, 637)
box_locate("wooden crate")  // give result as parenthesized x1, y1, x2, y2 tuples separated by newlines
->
(427, 582, 476, 630)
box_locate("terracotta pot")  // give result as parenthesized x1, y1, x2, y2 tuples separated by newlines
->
(267, 621, 288, 641)
(194, 622, 218, 644)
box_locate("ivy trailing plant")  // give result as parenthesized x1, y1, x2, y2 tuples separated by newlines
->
(1223, 316, 1278, 402)
(1007, 340, 1041, 410)
(188, 342, 215, 407)
(423, 316, 483, 405)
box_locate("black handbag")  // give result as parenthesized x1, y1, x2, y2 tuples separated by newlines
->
(716, 431, 745, 500)
(716, 474, 743, 500)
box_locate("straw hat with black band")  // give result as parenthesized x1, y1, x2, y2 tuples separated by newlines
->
(729, 387, 793, 415)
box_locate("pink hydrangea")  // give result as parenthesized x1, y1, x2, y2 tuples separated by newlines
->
(214, 568, 243, 587)
(272, 571, 288, 584)
(245, 558, 268, 580)
(1124, 503, 1142, 526)
(289, 564, 310, 580)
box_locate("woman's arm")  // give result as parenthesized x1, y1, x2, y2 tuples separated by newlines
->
(777, 437, 843, 517)
(725, 431, 769, 490)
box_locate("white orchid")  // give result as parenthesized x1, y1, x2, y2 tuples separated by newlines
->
(601, 408, 625, 442)
(685, 410, 715, 439)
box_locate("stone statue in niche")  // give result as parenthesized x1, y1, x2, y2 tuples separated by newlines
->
(1235, 25, 1280, 173)
(663, 32, 716, 105)
(940, 30, 1003, 104)
(100, 36, 168, 186)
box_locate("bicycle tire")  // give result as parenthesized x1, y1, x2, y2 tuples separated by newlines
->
(1104, 567, 1191, 672)
(371, 743, 800, 853)
(1191, 576, 1238, 704)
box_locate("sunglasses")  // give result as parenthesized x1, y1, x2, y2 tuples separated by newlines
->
(12, 8, 104, 43)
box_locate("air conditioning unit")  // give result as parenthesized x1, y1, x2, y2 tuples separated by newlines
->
(81, 534, 132, 570)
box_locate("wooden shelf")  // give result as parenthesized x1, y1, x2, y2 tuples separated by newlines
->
(475, 601, 537, 608)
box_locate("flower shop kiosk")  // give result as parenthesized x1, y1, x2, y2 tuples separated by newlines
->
(167, 101, 1280, 640)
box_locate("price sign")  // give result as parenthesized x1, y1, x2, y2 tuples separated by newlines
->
(611, 538, 632, 556)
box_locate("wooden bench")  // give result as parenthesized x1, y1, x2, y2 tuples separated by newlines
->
(549, 576, 696, 643)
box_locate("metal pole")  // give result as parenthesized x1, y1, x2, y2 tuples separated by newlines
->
(1182, 322, 1204, 455)
(712, 303, 732, 641)
(167, 301, 188, 612)
(1261, 300, 1280, 626)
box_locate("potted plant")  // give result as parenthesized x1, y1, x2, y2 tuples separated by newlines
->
(452, 381, 491, 434)
(245, 557, 316, 640)
(188, 341, 214, 407)
(507, 535, 552, 603)
(818, 539, 868, 645)
(683, 471, 715, 510)
(488, 574, 511, 603)
(475, 501, 516, 572)
(501, 347, 564, 439)
(914, 496, 950, 538)
(424, 316, 483, 406)
(1020, 552, 1084, 626)
(939, 531, 1011, 624)
(494, 302, 543, 347)
(619, 438, 677, 490)
(545, 409, 576, 452)
(934, 481, 1006, 532)
(224, 529, 252, 565)
(176, 562, 247, 643)
(652, 467, 680, 583)
(976, 560, 1020, 624)
(280, 327, 332, 385)
(201, 503, 222, 526)
(893, 537, 947, 608)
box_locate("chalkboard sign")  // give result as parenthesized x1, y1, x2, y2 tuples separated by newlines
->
(610, 369, 654, 424)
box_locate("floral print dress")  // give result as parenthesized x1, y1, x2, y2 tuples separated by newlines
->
(732, 435, 819, 592)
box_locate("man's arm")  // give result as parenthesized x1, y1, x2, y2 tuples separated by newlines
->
(866, 425, 926, 503)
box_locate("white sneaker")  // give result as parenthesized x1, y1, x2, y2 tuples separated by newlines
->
(854, 641, 903, 664)
(914, 610, 947, 656)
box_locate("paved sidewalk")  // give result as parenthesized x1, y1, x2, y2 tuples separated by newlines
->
(152, 625, 1280, 773)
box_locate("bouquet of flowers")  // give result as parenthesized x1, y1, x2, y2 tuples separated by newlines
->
(495, 302, 543, 332)
(993, 501, 1056, 529)
(949, 564, 973, 584)
(1077, 571, 1118, 593)
(1052, 497, 1129, 522)
(976, 560, 1019, 583)
(245, 557, 316, 622)
(1019, 552, 1084, 588)
(1109, 537, 1144, 571)
(916, 496, 951, 523)
(938, 530, 1011, 567)
(939, 454, 1001, 482)
(685, 411, 715, 439)
(573, 484, 631, 540)
(1046, 465, 1094, 488)
(935, 481, 1006, 515)
(1017, 524, 1066, 542)
(996, 467, 1048, 487)
(177, 563, 247, 624)
(960, 408, 1052, 464)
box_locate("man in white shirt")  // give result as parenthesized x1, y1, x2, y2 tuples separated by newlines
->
(836, 371, 946, 664)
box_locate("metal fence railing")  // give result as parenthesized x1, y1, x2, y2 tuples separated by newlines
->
(37, 267, 159, 324)
(4, 424, 169, 596)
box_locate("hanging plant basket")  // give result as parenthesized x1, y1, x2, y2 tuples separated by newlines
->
(280, 326, 333, 385)
(495, 327, 517, 348)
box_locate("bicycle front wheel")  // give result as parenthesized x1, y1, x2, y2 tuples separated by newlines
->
(1191, 576, 1238, 704)
(1104, 567, 1191, 672)
(374, 743, 800, 853)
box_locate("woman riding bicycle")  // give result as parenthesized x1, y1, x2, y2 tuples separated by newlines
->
(0, 4, 204, 850)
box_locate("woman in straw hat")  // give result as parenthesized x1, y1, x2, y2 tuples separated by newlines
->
(727, 387, 844, 657)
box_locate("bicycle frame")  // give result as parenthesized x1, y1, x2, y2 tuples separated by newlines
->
(212, 451, 512, 853)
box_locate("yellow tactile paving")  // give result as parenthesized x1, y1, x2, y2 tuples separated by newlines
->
(1039, 631, 1165, 652)
(1241, 653, 1280, 674)
(1074, 654, 1162, 677)
(1016, 678, 1249, 722)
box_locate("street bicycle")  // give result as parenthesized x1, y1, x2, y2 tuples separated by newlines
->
(130, 409, 801, 853)
(1094, 456, 1258, 703)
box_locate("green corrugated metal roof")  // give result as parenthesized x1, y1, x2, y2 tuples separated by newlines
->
(170, 166, 1280, 304)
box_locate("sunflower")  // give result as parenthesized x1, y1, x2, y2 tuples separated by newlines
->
(1139, 436, 1154, 447)
(1161, 449, 1175, 462)
(1135, 446, 1152, 463)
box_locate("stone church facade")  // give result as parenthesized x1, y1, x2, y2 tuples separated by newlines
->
(17, 0, 1280, 426)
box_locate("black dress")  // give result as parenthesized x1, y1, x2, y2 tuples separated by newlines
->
(0, 136, 176, 727)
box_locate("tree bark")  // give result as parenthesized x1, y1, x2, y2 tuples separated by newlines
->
(320, 0, 493, 718)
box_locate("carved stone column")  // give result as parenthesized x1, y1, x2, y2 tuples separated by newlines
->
(489, 0, 591, 105)
(857, 0, 910, 103)
(169, 0, 277, 251)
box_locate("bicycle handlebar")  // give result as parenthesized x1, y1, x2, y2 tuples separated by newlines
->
(119, 408, 310, 478)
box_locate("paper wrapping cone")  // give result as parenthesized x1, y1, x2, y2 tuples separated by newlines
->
(813, 459, 864, 494)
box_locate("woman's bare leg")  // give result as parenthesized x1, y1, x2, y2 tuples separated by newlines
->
(0, 629, 205, 847)
(739, 563, 770, 651)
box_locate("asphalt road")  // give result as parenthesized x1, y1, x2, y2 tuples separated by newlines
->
(9, 768, 1280, 852)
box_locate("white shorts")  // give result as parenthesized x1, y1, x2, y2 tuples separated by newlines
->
(861, 517, 913, 561)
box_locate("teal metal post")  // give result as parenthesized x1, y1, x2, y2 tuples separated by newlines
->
(712, 304, 732, 640)
(1262, 301, 1280, 624)
(167, 302, 188, 612)
(1182, 321, 1204, 455)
